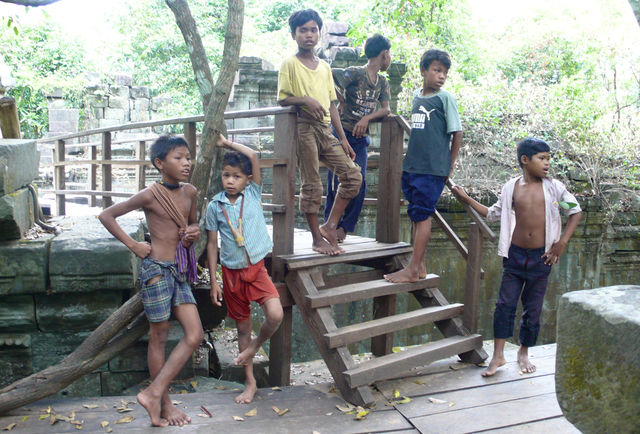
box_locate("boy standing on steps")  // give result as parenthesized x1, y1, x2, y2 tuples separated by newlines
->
(205, 134, 283, 404)
(325, 33, 392, 243)
(99, 135, 203, 427)
(278, 8, 363, 255)
(384, 49, 462, 283)
(452, 138, 582, 376)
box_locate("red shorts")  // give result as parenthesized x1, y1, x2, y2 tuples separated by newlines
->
(221, 259, 280, 321)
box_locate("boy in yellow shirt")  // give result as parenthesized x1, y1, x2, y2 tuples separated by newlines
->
(278, 9, 362, 255)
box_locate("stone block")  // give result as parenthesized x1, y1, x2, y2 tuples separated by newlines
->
(109, 85, 130, 99)
(92, 107, 104, 119)
(324, 21, 348, 35)
(0, 235, 51, 295)
(46, 98, 66, 109)
(99, 119, 120, 129)
(151, 96, 172, 111)
(113, 73, 133, 86)
(130, 86, 149, 99)
(556, 285, 640, 433)
(48, 120, 78, 134)
(0, 336, 32, 388)
(239, 56, 275, 71)
(0, 139, 39, 194)
(0, 187, 34, 241)
(130, 110, 149, 123)
(58, 373, 102, 397)
(36, 291, 124, 332)
(101, 371, 149, 396)
(325, 34, 350, 48)
(107, 96, 129, 110)
(31, 331, 91, 371)
(0, 296, 36, 333)
(104, 107, 126, 122)
(49, 215, 143, 292)
(49, 108, 79, 123)
(329, 46, 359, 61)
(85, 94, 108, 108)
(45, 87, 65, 98)
(133, 98, 149, 112)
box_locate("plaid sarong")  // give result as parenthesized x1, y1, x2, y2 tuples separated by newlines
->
(139, 258, 196, 322)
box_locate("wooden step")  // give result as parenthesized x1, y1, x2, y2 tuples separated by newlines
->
(306, 275, 440, 308)
(325, 304, 464, 348)
(343, 334, 483, 388)
(279, 242, 413, 270)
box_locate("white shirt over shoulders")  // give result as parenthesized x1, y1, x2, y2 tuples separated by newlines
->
(486, 176, 582, 258)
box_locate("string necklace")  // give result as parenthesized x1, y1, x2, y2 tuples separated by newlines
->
(157, 180, 180, 190)
(220, 193, 245, 247)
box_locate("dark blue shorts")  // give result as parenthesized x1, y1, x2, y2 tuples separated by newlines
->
(401, 172, 446, 222)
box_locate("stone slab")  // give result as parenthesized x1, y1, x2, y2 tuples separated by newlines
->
(0, 139, 39, 195)
(84, 94, 108, 108)
(130, 86, 149, 99)
(100, 371, 149, 396)
(0, 234, 51, 294)
(0, 295, 36, 333)
(49, 215, 143, 292)
(0, 344, 32, 388)
(30, 331, 93, 372)
(0, 187, 34, 241)
(556, 285, 640, 433)
(58, 372, 102, 397)
(35, 290, 124, 332)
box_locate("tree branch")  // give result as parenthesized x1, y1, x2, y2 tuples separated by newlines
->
(0, 0, 61, 5)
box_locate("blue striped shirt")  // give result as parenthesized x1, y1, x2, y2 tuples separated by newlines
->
(205, 182, 273, 269)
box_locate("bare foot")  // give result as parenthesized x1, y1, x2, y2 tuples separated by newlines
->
(481, 355, 506, 377)
(162, 399, 190, 426)
(384, 267, 419, 283)
(137, 389, 169, 427)
(419, 262, 427, 279)
(234, 342, 258, 366)
(518, 348, 536, 373)
(312, 236, 342, 255)
(235, 381, 257, 404)
(318, 224, 345, 253)
(336, 227, 346, 243)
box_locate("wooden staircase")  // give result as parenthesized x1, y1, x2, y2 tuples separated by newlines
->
(280, 241, 488, 407)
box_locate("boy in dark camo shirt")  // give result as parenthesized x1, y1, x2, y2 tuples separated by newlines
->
(325, 34, 392, 242)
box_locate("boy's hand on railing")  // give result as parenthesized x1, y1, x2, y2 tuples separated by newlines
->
(304, 96, 327, 120)
(451, 185, 470, 203)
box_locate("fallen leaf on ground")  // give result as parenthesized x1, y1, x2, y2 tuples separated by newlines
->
(336, 403, 355, 413)
(45, 406, 52, 414)
(82, 404, 99, 409)
(448, 402, 456, 407)
(197, 414, 211, 418)
(393, 389, 400, 398)
(428, 397, 448, 404)
(116, 407, 133, 413)
(328, 385, 336, 393)
(354, 409, 369, 420)
(271, 407, 289, 416)
(190, 380, 198, 389)
(312, 431, 320, 434)
(106, 429, 112, 433)
(49, 414, 57, 425)
(171, 400, 182, 405)
(115, 415, 134, 424)
(74, 425, 82, 430)
(244, 408, 257, 417)
(271, 386, 282, 391)
(200, 406, 212, 417)
(215, 386, 227, 390)
(2, 423, 16, 431)
(325, 412, 332, 416)
(20, 416, 28, 422)
(180, 390, 188, 394)
(414, 379, 425, 385)
(100, 421, 109, 428)
(232, 416, 244, 421)
(38, 415, 49, 420)
(392, 346, 403, 353)
(449, 364, 461, 371)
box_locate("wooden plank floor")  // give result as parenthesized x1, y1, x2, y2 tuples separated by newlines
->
(0, 344, 578, 433)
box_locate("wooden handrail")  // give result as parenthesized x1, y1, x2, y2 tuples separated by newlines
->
(44, 157, 288, 168)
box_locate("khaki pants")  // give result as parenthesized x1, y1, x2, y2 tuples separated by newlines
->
(296, 118, 362, 214)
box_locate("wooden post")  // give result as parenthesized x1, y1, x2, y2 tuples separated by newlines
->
(135, 140, 146, 191)
(89, 144, 97, 207)
(101, 132, 113, 208)
(268, 109, 297, 386)
(372, 117, 403, 355)
(376, 116, 403, 243)
(463, 223, 483, 333)
(54, 140, 65, 216)
(184, 121, 197, 163)
(0, 96, 21, 138)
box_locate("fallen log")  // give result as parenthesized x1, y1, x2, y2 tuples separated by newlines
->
(0, 294, 147, 415)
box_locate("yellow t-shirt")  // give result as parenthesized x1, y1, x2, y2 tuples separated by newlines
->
(277, 55, 337, 125)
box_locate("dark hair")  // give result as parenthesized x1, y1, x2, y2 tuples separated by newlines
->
(364, 34, 391, 59)
(517, 138, 551, 167)
(288, 9, 322, 33)
(420, 49, 451, 71)
(150, 135, 189, 170)
(222, 150, 252, 176)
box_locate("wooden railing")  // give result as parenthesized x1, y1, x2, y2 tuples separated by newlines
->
(37, 108, 493, 384)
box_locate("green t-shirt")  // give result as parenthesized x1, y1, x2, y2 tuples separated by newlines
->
(332, 66, 390, 134)
(402, 89, 461, 177)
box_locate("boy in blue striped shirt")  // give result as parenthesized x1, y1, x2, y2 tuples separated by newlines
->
(205, 134, 283, 404)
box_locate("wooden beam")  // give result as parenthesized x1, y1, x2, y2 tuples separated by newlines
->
(371, 294, 396, 356)
(89, 143, 97, 207)
(376, 117, 404, 243)
(101, 132, 113, 208)
(446, 179, 497, 242)
(54, 140, 65, 216)
(135, 141, 146, 192)
(463, 223, 483, 334)
(184, 121, 197, 163)
(0, 96, 21, 138)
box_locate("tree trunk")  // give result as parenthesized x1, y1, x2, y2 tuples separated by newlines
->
(0, 0, 244, 415)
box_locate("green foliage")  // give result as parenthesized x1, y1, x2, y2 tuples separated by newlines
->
(253, 0, 305, 32)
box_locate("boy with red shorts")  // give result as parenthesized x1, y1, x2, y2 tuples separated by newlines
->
(205, 134, 283, 404)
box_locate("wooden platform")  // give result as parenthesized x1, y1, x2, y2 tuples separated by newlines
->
(0, 344, 578, 433)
